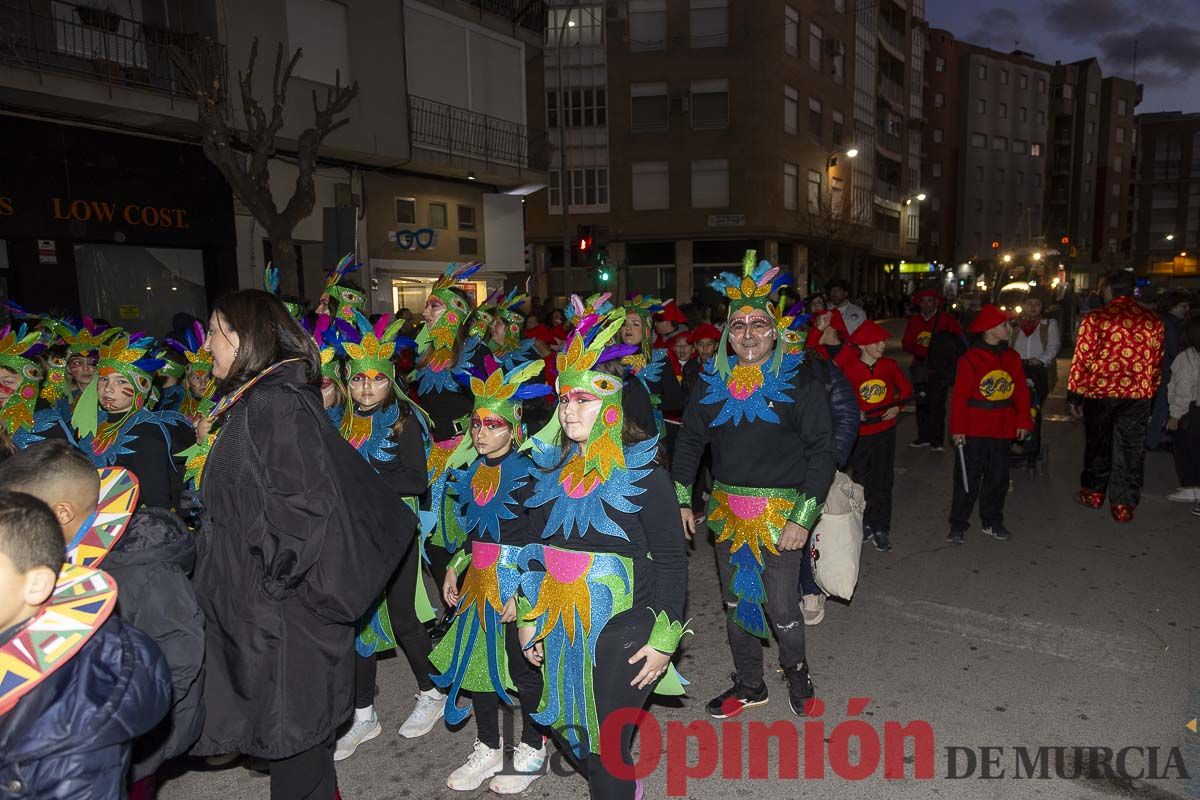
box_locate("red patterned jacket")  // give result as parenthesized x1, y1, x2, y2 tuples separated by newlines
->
(1067, 297, 1165, 400)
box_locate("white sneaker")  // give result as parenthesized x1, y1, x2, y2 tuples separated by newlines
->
(489, 742, 548, 794)
(801, 594, 826, 626)
(398, 688, 446, 739)
(333, 715, 382, 761)
(447, 739, 504, 791)
(1167, 487, 1198, 503)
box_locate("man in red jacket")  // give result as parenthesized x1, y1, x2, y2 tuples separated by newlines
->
(947, 305, 1032, 544)
(1067, 269, 1165, 522)
(902, 289, 963, 451)
(839, 321, 912, 552)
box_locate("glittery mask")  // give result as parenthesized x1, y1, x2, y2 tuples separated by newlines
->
(72, 334, 165, 438)
(709, 250, 793, 377)
(416, 262, 483, 367)
(0, 325, 43, 435)
(620, 294, 663, 363)
(494, 289, 528, 352)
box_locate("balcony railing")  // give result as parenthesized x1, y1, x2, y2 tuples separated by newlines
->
(875, 230, 901, 253)
(877, 74, 905, 107)
(0, 0, 225, 100)
(461, 0, 548, 34)
(874, 180, 902, 204)
(876, 128, 905, 155)
(878, 22, 907, 56)
(408, 94, 549, 172)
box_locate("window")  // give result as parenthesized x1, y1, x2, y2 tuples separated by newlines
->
(459, 237, 478, 256)
(550, 88, 608, 128)
(831, 176, 844, 213)
(428, 202, 447, 229)
(935, 57, 945, 73)
(784, 5, 798, 55)
(632, 162, 669, 210)
(930, 230, 941, 245)
(285, 0, 350, 85)
(971, 132, 987, 148)
(809, 23, 823, 70)
(547, 6, 602, 46)
(974, 198, 984, 212)
(630, 0, 667, 51)
(993, 136, 1008, 151)
(690, 0, 728, 47)
(1109, 211, 1120, 228)
(395, 197, 416, 224)
(1085, 151, 1094, 165)
(783, 162, 798, 210)
(833, 50, 845, 85)
(834, 0, 845, 12)
(934, 92, 945, 108)
(1113, 155, 1123, 173)
(784, 86, 799, 134)
(975, 165, 984, 181)
(1038, 78, 1046, 93)
(1000, 69, 1009, 85)
(1115, 127, 1125, 143)
(1088, 91, 1097, 106)
(807, 169, 822, 213)
(570, 168, 609, 207)
(999, 103, 1008, 119)
(933, 128, 943, 143)
(548, 171, 561, 207)
(808, 97, 823, 139)
(546, 91, 557, 128)
(1013, 140, 1027, 154)
(1033, 173, 1042, 187)
(995, 200, 1003, 215)
(1083, 180, 1091, 194)
(977, 64, 987, 80)
(1031, 143, 1042, 157)
(1016, 170, 1024, 185)
(996, 168, 1005, 183)
(631, 83, 669, 132)
(1112, 183, 1121, 196)
(832, 110, 845, 145)
(1018, 106, 1027, 121)
(691, 79, 729, 129)
(1117, 98, 1128, 115)
(931, 161, 942, 177)
(977, 99, 987, 115)
(1062, 84, 1073, 100)
(1087, 121, 1096, 136)
(1019, 73, 1028, 89)
(458, 205, 476, 230)
(691, 159, 729, 207)
(1037, 110, 1046, 126)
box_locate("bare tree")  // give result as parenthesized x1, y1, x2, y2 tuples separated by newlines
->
(170, 37, 359, 277)
(798, 183, 875, 290)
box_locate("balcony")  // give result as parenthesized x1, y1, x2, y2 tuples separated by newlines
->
(876, 128, 905, 158)
(878, 23, 907, 59)
(877, 74, 905, 109)
(462, 0, 548, 35)
(875, 230, 901, 253)
(408, 94, 550, 173)
(0, 0, 225, 100)
(874, 180, 903, 205)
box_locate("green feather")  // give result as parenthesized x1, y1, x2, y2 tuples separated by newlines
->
(70, 376, 100, 438)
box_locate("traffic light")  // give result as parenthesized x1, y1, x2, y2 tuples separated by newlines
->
(576, 225, 593, 264)
(594, 251, 612, 287)
(1060, 235, 1070, 245)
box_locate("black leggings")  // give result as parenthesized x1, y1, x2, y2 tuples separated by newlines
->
(474, 623, 546, 750)
(550, 610, 655, 800)
(270, 735, 335, 800)
(426, 543, 454, 611)
(355, 539, 435, 705)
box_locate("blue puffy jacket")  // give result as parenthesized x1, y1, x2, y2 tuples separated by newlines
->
(0, 616, 171, 799)
(806, 357, 860, 468)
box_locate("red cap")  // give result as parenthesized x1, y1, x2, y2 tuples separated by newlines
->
(968, 304, 1013, 334)
(689, 323, 722, 343)
(914, 288, 943, 302)
(668, 330, 691, 345)
(655, 300, 688, 324)
(849, 319, 890, 346)
(820, 308, 850, 337)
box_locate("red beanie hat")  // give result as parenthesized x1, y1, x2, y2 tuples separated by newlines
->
(968, 304, 1013, 334)
(913, 288, 942, 302)
(689, 323, 722, 343)
(655, 300, 688, 324)
(849, 319, 890, 346)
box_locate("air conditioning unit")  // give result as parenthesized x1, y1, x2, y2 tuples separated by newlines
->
(670, 95, 690, 114)
(824, 37, 846, 56)
(606, 2, 627, 21)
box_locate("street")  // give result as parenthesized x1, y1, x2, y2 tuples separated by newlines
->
(160, 335, 1200, 800)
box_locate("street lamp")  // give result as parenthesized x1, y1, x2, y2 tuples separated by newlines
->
(826, 148, 858, 168)
(904, 193, 927, 206)
(1165, 234, 1175, 241)
(1032, 251, 1042, 261)
(1002, 254, 1013, 263)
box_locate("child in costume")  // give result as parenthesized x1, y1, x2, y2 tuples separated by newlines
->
(153, 348, 188, 413)
(329, 313, 444, 756)
(948, 304, 1032, 544)
(0, 324, 48, 449)
(839, 321, 912, 553)
(520, 306, 690, 800)
(671, 252, 836, 720)
(0, 490, 171, 798)
(618, 294, 685, 438)
(166, 321, 217, 424)
(432, 358, 551, 794)
(485, 288, 538, 371)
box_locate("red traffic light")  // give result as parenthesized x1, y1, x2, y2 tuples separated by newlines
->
(578, 236, 592, 252)
(1060, 236, 1069, 245)
(991, 240, 1000, 250)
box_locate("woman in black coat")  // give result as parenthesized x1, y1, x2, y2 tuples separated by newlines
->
(191, 291, 417, 800)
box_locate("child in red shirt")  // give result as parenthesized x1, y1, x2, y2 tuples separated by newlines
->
(947, 305, 1033, 544)
(842, 321, 912, 552)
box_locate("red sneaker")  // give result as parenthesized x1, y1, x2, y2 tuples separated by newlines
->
(1075, 490, 1104, 509)
(1110, 504, 1134, 523)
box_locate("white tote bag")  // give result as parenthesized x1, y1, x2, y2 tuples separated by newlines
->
(811, 471, 866, 601)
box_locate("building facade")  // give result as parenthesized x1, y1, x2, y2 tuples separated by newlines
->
(524, 0, 925, 308)
(1131, 111, 1200, 283)
(1090, 76, 1140, 270)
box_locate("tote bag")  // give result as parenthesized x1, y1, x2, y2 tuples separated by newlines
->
(812, 471, 866, 601)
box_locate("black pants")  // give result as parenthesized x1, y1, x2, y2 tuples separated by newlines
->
(551, 610, 655, 800)
(949, 437, 1010, 532)
(1173, 405, 1200, 486)
(850, 427, 897, 533)
(475, 623, 546, 750)
(916, 378, 949, 447)
(355, 540, 435, 705)
(1081, 398, 1151, 507)
(715, 540, 806, 687)
(270, 735, 336, 800)
(426, 543, 454, 612)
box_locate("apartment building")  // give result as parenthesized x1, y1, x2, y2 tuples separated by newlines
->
(1131, 111, 1200, 282)
(524, 0, 924, 306)
(1090, 76, 1140, 270)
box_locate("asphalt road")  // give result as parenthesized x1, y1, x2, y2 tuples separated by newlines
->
(160, 327, 1200, 800)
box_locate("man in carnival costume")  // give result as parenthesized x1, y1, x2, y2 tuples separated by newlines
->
(672, 251, 837, 719)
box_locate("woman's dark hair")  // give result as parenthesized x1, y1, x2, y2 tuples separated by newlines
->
(211, 289, 321, 394)
(1185, 314, 1200, 352)
(418, 287, 474, 371)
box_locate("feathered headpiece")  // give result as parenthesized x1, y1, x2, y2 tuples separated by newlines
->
(493, 288, 528, 352)
(467, 287, 505, 341)
(448, 356, 551, 468)
(622, 294, 665, 362)
(0, 324, 44, 435)
(339, 310, 430, 438)
(416, 262, 483, 357)
(563, 292, 615, 325)
(708, 250, 793, 377)
(307, 313, 356, 385)
(71, 333, 164, 437)
(264, 263, 303, 319)
(323, 253, 366, 324)
(166, 321, 214, 377)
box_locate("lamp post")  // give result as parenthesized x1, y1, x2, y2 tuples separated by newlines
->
(826, 147, 859, 169)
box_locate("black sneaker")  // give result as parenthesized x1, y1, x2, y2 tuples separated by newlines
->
(872, 530, 893, 552)
(981, 525, 1012, 541)
(861, 523, 874, 543)
(705, 674, 768, 719)
(783, 662, 816, 716)
(946, 529, 965, 544)
(909, 440, 931, 449)
(428, 609, 455, 640)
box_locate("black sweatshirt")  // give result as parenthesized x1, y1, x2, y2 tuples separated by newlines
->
(671, 362, 838, 520)
(356, 405, 428, 498)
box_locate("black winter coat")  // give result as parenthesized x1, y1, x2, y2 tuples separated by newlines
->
(192, 362, 417, 759)
(0, 616, 171, 800)
(805, 357, 861, 468)
(103, 508, 205, 780)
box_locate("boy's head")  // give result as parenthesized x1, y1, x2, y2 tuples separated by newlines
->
(0, 441, 100, 542)
(0, 490, 64, 632)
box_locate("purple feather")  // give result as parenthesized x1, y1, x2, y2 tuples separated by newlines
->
(596, 343, 638, 364)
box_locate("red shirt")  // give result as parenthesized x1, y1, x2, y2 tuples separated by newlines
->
(1067, 296, 1165, 400)
(902, 311, 963, 360)
(950, 343, 1033, 439)
(839, 355, 913, 436)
